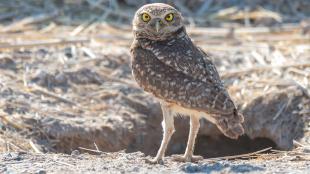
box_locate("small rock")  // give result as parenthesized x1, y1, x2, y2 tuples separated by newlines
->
(303, 148, 310, 153)
(66, 68, 104, 85)
(31, 70, 59, 90)
(0, 167, 7, 173)
(36, 169, 46, 174)
(3, 152, 22, 161)
(71, 150, 80, 156)
(0, 57, 16, 70)
(180, 163, 201, 173)
(132, 166, 139, 172)
(31, 68, 104, 91)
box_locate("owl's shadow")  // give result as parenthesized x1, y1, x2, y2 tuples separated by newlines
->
(181, 162, 265, 173)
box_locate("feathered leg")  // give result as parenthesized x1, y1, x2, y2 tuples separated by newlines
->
(147, 102, 175, 164)
(172, 115, 203, 162)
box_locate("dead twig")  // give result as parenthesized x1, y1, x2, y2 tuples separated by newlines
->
(27, 85, 77, 106)
(221, 62, 310, 79)
(293, 140, 307, 147)
(273, 102, 288, 120)
(0, 115, 25, 130)
(1, 10, 60, 32)
(205, 147, 272, 161)
(52, 155, 75, 167)
(8, 142, 27, 152)
(70, 16, 97, 36)
(29, 140, 43, 154)
(0, 38, 90, 50)
(190, 24, 300, 36)
(78, 146, 103, 154)
(94, 142, 100, 152)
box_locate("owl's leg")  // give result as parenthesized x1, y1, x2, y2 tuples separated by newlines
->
(172, 115, 203, 162)
(146, 103, 175, 164)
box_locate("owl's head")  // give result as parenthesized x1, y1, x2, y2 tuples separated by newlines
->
(132, 3, 184, 41)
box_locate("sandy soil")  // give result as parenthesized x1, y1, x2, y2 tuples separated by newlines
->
(1, 151, 310, 174)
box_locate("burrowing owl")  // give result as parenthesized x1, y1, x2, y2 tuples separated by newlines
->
(130, 3, 244, 163)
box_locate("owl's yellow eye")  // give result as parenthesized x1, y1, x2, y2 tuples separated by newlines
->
(165, 13, 174, 22)
(141, 13, 151, 22)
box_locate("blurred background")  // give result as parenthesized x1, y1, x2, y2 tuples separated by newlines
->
(0, 0, 309, 160)
(1, 0, 310, 27)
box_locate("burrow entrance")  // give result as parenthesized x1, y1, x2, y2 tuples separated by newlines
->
(47, 118, 277, 158)
(194, 136, 276, 158)
(126, 117, 278, 158)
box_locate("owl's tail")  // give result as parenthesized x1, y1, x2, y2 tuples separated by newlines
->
(215, 109, 244, 139)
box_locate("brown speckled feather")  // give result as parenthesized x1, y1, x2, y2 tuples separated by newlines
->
(131, 3, 244, 142)
(131, 30, 236, 115)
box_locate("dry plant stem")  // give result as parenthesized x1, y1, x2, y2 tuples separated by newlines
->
(0, 115, 25, 130)
(222, 62, 310, 79)
(205, 147, 273, 161)
(189, 25, 300, 36)
(1, 11, 60, 32)
(78, 147, 103, 154)
(51, 155, 75, 167)
(0, 39, 89, 50)
(28, 85, 77, 106)
(29, 140, 43, 154)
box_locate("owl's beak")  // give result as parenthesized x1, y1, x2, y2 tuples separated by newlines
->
(155, 20, 160, 33)
(151, 18, 162, 33)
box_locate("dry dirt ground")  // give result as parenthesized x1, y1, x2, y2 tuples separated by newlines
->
(0, 1, 310, 172)
(0, 24, 309, 173)
(1, 151, 310, 174)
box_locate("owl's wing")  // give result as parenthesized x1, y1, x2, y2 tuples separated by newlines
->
(131, 46, 236, 115)
(144, 37, 224, 88)
(197, 47, 223, 86)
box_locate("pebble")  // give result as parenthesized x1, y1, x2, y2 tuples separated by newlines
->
(71, 150, 80, 156)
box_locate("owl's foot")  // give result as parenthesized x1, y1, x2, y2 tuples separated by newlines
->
(145, 157, 164, 165)
(171, 154, 203, 162)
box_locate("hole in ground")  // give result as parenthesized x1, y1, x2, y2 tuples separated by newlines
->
(43, 115, 277, 157)
(134, 117, 278, 158)
(174, 135, 277, 158)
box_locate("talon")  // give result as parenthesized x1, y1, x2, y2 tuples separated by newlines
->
(171, 154, 203, 162)
(145, 157, 164, 164)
